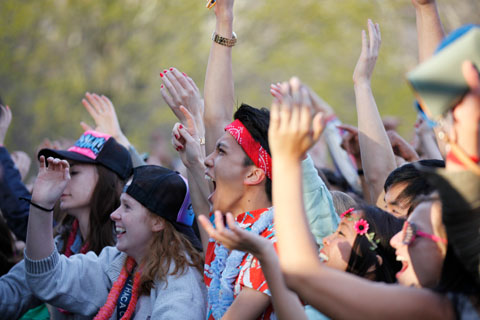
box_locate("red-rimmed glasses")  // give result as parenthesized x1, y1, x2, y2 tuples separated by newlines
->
(401, 221, 447, 246)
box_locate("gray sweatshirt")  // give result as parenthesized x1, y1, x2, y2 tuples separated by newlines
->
(25, 246, 207, 319)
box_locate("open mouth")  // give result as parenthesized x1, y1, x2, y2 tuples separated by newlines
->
(115, 226, 126, 236)
(396, 256, 409, 278)
(319, 251, 329, 262)
(205, 175, 216, 204)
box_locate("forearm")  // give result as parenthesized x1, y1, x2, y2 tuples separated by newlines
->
(256, 245, 307, 320)
(273, 158, 320, 275)
(354, 82, 396, 204)
(288, 266, 453, 320)
(186, 163, 211, 252)
(419, 132, 443, 160)
(204, 13, 235, 154)
(414, 1, 445, 63)
(25, 206, 55, 260)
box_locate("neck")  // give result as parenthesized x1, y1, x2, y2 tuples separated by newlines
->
(231, 188, 271, 218)
(68, 208, 90, 241)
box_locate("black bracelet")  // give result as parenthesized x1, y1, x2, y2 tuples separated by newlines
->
(19, 197, 55, 212)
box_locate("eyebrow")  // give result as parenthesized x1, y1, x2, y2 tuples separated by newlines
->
(216, 142, 228, 150)
(338, 221, 351, 232)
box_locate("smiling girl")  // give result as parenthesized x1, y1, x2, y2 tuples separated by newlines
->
(24, 162, 207, 319)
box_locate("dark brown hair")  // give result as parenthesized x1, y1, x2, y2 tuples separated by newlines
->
(55, 164, 124, 254)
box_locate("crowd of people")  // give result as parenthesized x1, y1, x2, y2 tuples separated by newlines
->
(0, 0, 479, 319)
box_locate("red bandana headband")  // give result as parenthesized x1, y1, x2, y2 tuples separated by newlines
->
(225, 119, 272, 179)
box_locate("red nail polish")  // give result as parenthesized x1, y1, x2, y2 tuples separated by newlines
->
(175, 134, 179, 139)
(175, 147, 179, 151)
(169, 67, 174, 71)
(160, 73, 164, 78)
(182, 72, 187, 77)
(178, 146, 183, 150)
(161, 84, 164, 88)
(163, 70, 168, 74)
(179, 124, 183, 129)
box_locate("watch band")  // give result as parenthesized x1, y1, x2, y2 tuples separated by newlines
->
(211, 31, 237, 47)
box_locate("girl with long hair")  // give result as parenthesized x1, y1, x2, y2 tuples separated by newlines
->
(25, 162, 206, 319)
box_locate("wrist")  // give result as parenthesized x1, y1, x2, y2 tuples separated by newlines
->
(184, 155, 205, 169)
(215, 20, 233, 37)
(353, 79, 372, 88)
(216, 12, 234, 25)
(29, 196, 56, 212)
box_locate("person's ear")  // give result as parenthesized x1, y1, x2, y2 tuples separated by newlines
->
(244, 167, 266, 186)
(151, 216, 166, 232)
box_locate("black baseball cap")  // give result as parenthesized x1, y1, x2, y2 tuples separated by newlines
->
(38, 130, 133, 180)
(125, 165, 202, 251)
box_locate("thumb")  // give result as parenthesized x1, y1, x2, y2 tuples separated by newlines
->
(80, 121, 93, 131)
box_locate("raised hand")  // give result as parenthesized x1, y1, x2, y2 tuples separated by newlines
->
(338, 124, 362, 166)
(80, 92, 130, 147)
(198, 211, 270, 257)
(31, 156, 70, 209)
(412, 0, 436, 7)
(387, 130, 420, 162)
(11, 151, 32, 182)
(212, 0, 234, 19)
(0, 104, 12, 146)
(353, 19, 381, 85)
(161, 68, 205, 136)
(171, 106, 205, 168)
(268, 77, 324, 161)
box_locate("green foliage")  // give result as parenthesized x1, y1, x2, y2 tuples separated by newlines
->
(0, 0, 478, 159)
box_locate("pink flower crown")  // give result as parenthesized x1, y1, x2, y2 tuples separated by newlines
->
(340, 208, 380, 251)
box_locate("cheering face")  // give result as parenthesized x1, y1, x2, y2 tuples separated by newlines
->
(60, 163, 98, 214)
(390, 201, 447, 288)
(320, 213, 359, 271)
(204, 132, 253, 214)
(110, 193, 157, 262)
(384, 182, 410, 219)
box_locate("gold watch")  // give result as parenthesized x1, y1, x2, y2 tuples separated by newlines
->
(211, 31, 237, 47)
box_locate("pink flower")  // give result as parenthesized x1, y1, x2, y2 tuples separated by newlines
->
(354, 219, 369, 235)
(340, 208, 355, 220)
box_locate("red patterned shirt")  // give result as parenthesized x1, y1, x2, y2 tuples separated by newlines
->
(204, 208, 276, 320)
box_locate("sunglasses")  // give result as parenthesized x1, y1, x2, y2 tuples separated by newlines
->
(401, 221, 447, 246)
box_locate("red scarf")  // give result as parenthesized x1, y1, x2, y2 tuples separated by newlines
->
(94, 256, 141, 320)
(64, 219, 89, 257)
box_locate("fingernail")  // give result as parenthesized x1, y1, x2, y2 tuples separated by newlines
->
(163, 70, 168, 74)
(175, 147, 180, 151)
(175, 134, 179, 139)
(178, 146, 183, 150)
(160, 73, 164, 78)
(179, 124, 183, 129)
(169, 67, 174, 71)
(182, 72, 187, 77)
(161, 84, 164, 89)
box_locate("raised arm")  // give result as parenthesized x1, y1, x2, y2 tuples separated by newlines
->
(0, 105, 31, 241)
(199, 212, 307, 320)
(412, 0, 445, 63)
(80, 92, 145, 167)
(269, 79, 454, 320)
(204, 0, 235, 154)
(172, 106, 211, 252)
(353, 20, 396, 205)
(26, 156, 70, 260)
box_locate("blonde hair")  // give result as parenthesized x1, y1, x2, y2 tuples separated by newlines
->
(138, 216, 204, 295)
